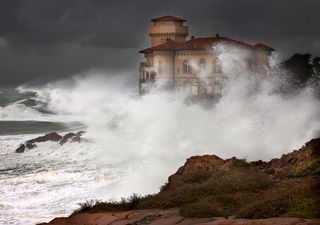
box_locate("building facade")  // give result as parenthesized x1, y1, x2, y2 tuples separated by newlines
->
(139, 15, 274, 95)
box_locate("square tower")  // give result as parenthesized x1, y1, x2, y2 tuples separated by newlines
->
(148, 15, 189, 46)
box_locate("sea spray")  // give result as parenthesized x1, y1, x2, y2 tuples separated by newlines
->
(1, 46, 319, 224)
(17, 46, 320, 195)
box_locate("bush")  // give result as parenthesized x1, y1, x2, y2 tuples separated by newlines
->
(236, 198, 289, 219)
(180, 200, 224, 218)
(290, 157, 320, 177)
(236, 184, 320, 219)
(72, 194, 141, 214)
(286, 197, 320, 218)
(72, 163, 319, 220)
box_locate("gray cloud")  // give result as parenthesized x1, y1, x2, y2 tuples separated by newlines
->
(0, 0, 319, 86)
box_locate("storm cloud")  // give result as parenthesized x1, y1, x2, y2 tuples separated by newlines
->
(0, 0, 319, 86)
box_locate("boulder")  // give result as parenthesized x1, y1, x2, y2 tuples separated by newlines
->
(15, 131, 85, 153)
(28, 132, 62, 143)
(15, 144, 25, 153)
(25, 142, 37, 149)
(60, 131, 84, 145)
(169, 154, 225, 183)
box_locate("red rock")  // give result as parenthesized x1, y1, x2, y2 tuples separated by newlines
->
(28, 132, 62, 143)
(37, 209, 320, 225)
(15, 131, 85, 153)
(59, 131, 84, 145)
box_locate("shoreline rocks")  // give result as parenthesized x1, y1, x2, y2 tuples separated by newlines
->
(15, 131, 85, 153)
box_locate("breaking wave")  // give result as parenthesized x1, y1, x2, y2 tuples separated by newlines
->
(1, 47, 320, 224)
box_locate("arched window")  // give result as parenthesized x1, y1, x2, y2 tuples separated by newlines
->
(214, 82, 222, 94)
(158, 61, 162, 75)
(183, 60, 192, 74)
(213, 58, 222, 73)
(198, 58, 206, 73)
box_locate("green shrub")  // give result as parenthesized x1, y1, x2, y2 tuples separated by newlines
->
(236, 198, 289, 219)
(180, 200, 224, 218)
(286, 197, 320, 218)
(290, 157, 320, 177)
(231, 158, 250, 168)
(72, 194, 141, 214)
(72, 164, 320, 220)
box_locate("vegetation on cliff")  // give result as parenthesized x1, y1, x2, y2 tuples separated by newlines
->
(72, 138, 320, 219)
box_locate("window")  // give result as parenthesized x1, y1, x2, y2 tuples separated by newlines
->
(150, 71, 155, 80)
(199, 80, 206, 95)
(198, 58, 206, 73)
(183, 59, 192, 74)
(158, 61, 162, 75)
(213, 58, 222, 73)
(214, 82, 222, 94)
(183, 80, 192, 94)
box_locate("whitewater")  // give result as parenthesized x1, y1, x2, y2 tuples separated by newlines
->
(1, 48, 320, 224)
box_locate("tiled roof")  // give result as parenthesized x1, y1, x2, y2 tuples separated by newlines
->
(139, 36, 273, 53)
(151, 15, 186, 22)
(254, 43, 275, 51)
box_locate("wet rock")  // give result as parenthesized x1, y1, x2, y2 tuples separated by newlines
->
(25, 142, 37, 149)
(28, 132, 62, 143)
(15, 131, 85, 153)
(60, 131, 85, 145)
(15, 144, 25, 153)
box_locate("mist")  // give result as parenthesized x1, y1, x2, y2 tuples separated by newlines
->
(15, 45, 320, 197)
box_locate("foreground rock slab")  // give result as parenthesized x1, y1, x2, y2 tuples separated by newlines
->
(37, 209, 320, 225)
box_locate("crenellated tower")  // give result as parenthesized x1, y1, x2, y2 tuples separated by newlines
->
(148, 16, 189, 46)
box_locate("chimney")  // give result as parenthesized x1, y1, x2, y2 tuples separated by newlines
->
(216, 33, 220, 38)
(191, 36, 195, 40)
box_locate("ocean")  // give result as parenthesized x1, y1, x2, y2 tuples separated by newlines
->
(1, 58, 320, 224)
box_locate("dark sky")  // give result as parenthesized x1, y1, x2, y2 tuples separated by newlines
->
(0, 0, 319, 86)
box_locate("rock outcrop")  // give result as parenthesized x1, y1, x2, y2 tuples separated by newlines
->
(39, 137, 320, 225)
(59, 131, 84, 145)
(250, 138, 320, 177)
(28, 132, 62, 144)
(15, 144, 25, 153)
(37, 209, 320, 225)
(168, 138, 320, 182)
(15, 131, 85, 153)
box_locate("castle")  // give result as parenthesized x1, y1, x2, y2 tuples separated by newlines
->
(139, 16, 274, 95)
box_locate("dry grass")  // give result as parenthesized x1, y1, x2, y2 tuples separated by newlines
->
(72, 159, 320, 219)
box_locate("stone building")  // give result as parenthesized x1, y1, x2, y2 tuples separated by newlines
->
(139, 15, 274, 95)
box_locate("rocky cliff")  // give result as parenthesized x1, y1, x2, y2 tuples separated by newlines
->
(38, 138, 320, 225)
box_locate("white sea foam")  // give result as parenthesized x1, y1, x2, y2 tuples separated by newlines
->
(0, 103, 47, 121)
(16, 47, 320, 195)
(1, 46, 320, 224)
